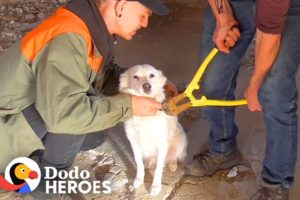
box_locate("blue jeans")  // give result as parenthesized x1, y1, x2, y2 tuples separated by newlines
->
(199, 0, 300, 187)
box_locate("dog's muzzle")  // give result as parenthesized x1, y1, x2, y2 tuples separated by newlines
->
(143, 83, 151, 94)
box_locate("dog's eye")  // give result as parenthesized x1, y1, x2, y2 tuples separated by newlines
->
(149, 74, 155, 78)
(133, 75, 139, 80)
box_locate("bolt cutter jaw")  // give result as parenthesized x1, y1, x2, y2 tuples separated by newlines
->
(162, 94, 192, 116)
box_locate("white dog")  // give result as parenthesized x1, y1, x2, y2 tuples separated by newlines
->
(119, 64, 187, 196)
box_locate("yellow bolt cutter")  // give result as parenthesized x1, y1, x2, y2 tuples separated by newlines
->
(163, 48, 247, 116)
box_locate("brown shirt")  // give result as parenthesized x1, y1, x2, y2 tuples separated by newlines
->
(256, 0, 291, 34)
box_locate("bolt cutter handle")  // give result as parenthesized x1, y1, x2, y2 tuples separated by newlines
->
(184, 48, 219, 101)
(191, 96, 247, 107)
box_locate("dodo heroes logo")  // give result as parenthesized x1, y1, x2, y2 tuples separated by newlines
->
(0, 157, 41, 194)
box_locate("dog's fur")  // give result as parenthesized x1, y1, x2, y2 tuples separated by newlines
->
(119, 64, 187, 196)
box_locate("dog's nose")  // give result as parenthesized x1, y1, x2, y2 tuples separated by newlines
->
(143, 83, 151, 93)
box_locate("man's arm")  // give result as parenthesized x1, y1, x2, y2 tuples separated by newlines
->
(244, 30, 281, 111)
(245, 0, 290, 111)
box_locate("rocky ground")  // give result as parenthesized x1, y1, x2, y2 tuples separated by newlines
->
(0, 0, 68, 53)
(0, 0, 299, 200)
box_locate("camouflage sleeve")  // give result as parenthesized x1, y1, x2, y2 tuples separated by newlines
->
(34, 33, 132, 134)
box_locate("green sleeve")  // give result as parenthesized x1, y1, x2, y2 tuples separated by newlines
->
(33, 33, 132, 134)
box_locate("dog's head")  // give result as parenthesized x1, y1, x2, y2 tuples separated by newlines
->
(119, 64, 167, 102)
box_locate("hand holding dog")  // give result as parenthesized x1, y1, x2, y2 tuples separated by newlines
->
(131, 95, 162, 116)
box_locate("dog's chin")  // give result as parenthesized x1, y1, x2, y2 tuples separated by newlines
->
(141, 89, 166, 102)
(137, 91, 153, 98)
(143, 90, 151, 95)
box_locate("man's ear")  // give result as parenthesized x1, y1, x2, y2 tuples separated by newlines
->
(115, 0, 127, 18)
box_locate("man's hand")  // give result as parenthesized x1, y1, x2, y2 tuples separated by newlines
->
(131, 95, 162, 116)
(164, 80, 178, 98)
(214, 25, 240, 53)
(244, 84, 262, 112)
(209, 0, 241, 53)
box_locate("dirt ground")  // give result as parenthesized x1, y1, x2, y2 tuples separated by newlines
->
(0, 1, 300, 200)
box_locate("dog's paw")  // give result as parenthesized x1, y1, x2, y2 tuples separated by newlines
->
(168, 162, 178, 172)
(133, 178, 144, 188)
(150, 184, 162, 196)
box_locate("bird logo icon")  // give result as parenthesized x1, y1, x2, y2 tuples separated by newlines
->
(0, 157, 41, 194)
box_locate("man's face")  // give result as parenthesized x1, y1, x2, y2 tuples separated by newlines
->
(117, 1, 152, 40)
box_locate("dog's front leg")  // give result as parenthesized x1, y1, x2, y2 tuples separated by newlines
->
(130, 142, 145, 189)
(150, 145, 168, 196)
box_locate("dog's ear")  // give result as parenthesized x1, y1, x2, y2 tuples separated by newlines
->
(119, 71, 128, 92)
